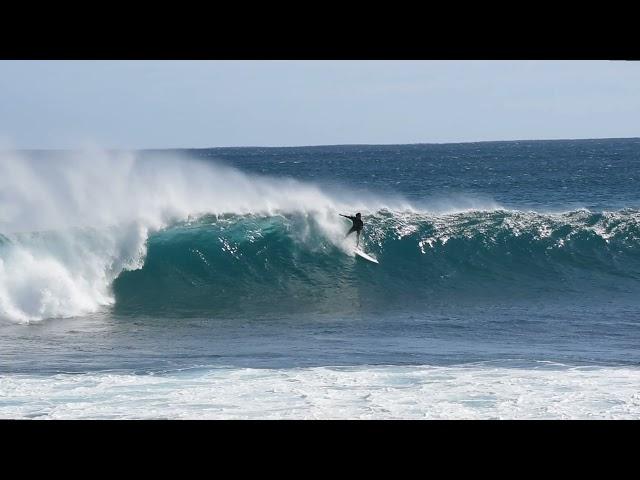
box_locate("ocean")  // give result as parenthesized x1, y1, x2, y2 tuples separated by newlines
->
(1, 138, 639, 419)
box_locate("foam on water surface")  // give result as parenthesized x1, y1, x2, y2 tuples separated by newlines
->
(2, 364, 640, 419)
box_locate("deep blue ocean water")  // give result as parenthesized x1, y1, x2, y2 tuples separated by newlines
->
(1, 138, 639, 418)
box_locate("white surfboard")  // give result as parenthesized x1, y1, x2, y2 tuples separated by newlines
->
(354, 248, 379, 264)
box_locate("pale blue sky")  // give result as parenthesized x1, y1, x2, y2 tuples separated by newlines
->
(0, 60, 638, 149)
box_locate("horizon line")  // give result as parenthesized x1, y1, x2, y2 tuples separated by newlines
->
(9, 135, 640, 152)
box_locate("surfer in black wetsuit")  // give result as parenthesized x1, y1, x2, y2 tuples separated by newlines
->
(340, 212, 364, 247)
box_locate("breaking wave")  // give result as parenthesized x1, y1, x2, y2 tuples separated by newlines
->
(1, 148, 639, 323)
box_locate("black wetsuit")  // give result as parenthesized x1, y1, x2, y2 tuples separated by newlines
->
(345, 215, 363, 234)
(341, 214, 364, 245)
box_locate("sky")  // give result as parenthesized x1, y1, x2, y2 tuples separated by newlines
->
(0, 60, 638, 149)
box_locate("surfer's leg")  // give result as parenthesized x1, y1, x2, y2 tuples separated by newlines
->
(345, 226, 357, 238)
(356, 229, 361, 247)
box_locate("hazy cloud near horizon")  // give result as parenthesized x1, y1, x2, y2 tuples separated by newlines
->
(0, 60, 638, 149)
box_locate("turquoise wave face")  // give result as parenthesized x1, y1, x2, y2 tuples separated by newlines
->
(112, 209, 640, 317)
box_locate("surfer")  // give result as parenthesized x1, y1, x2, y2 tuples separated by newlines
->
(340, 212, 364, 247)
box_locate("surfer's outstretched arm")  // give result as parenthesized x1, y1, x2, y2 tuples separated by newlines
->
(340, 214, 355, 220)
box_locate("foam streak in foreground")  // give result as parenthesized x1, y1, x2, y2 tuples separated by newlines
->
(2, 364, 640, 419)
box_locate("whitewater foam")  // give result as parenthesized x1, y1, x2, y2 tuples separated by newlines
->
(2, 364, 640, 419)
(0, 224, 149, 323)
